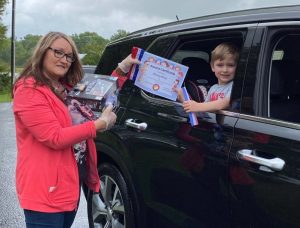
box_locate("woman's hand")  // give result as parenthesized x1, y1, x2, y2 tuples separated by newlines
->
(94, 105, 117, 131)
(117, 54, 141, 74)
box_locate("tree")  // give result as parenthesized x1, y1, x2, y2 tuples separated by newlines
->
(15, 34, 41, 67)
(110, 29, 130, 42)
(72, 32, 109, 65)
(0, 37, 10, 66)
(0, 0, 9, 93)
(0, 0, 7, 41)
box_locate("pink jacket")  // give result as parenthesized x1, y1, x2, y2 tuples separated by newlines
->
(13, 77, 100, 212)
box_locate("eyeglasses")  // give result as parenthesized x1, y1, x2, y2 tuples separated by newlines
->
(48, 47, 76, 63)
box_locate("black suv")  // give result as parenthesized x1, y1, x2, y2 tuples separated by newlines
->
(85, 5, 300, 228)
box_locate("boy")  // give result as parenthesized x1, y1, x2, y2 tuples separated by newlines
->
(177, 42, 239, 113)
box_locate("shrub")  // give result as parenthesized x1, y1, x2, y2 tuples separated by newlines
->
(0, 72, 11, 92)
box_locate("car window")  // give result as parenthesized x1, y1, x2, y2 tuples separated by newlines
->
(144, 34, 244, 105)
(269, 34, 300, 124)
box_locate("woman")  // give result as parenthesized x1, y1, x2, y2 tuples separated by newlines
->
(13, 31, 136, 227)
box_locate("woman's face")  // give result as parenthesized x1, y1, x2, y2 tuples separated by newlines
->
(43, 37, 73, 81)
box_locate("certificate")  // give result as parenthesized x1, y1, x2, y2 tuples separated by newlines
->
(129, 47, 188, 101)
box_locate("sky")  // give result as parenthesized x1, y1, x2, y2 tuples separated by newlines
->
(2, 0, 300, 40)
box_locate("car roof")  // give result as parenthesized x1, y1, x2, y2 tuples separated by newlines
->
(113, 5, 300, 43)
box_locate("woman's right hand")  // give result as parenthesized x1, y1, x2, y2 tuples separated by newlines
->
(118, 54, 141, 74)
(94, 105, 117, 131)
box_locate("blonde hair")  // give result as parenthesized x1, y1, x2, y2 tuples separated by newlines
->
(15, 31, 83, 88)
(210, 42, 240, 64)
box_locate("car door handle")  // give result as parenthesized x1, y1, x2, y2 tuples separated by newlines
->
(237, 149, 285, 171)
(125, 119, 147, 131)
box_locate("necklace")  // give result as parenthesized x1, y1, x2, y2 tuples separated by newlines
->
(47, 76, 67, 100)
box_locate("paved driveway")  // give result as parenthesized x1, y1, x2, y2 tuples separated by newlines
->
(0, 102, 88, 227)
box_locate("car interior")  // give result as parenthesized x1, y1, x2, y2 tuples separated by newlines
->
(181, 57, 214, 102)
(269, 34, 300, 124)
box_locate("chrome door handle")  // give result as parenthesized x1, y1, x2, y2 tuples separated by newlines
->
(125, 119, 147, 131)
(237, 149, 285, 171)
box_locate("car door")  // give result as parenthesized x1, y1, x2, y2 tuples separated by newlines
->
(230, 24, 300, 227)
(118, 27, 255, 228)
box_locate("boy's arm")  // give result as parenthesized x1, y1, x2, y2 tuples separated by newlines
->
(183, 98, 230, 113)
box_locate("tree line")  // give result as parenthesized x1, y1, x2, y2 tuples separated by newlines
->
(0, 0, 9, 93)
(0, 0, 129, 93)
(0, 30, 129, 70)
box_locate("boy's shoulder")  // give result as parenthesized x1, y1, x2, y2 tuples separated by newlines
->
(225, 81, 233, 88)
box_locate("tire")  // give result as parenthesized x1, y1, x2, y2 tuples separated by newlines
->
(87, 163, 135, 228)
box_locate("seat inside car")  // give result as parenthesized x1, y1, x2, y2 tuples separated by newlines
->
(181, 57, 216, 86)
(184, 80, 206, 102)
(270, 60, 300, 123)
(181, 57, 216, 102)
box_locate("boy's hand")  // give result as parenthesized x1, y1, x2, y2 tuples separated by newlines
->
(183, 100, 199, 113)
(173, 87, 184, 103)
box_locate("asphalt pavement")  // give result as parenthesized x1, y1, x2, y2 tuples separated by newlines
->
(0, 102, 89, 228)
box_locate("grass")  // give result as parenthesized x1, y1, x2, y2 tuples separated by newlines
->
(0, 92, 12, 103)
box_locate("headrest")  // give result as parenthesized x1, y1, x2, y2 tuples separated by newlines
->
(270, 61, 284, 95)
(181, 57, 215, 84)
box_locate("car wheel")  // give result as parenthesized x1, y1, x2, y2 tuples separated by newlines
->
(87, 163, 135, 228)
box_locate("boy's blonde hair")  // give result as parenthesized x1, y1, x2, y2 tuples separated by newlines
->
(210, 42, 240, 64)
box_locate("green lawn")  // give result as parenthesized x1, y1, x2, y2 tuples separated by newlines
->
(0, 92, 12, 103)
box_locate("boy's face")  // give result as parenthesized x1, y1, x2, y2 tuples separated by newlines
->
(211, 54, 237, 85)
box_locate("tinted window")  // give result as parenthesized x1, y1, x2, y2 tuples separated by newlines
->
(269, 35, 300, 124)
